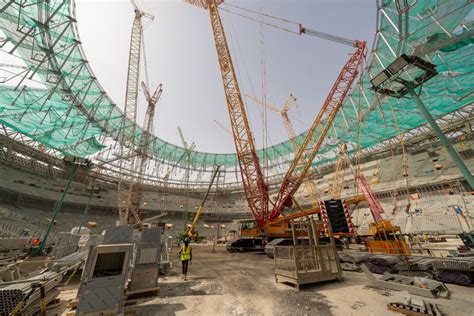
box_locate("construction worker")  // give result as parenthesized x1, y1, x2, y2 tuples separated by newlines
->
(179, 237, 192, 281)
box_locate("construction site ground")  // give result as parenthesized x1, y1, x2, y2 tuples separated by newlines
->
(55, 243, 474, 316)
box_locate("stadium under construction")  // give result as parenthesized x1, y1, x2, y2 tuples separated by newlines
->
(0, 0, 473, 315)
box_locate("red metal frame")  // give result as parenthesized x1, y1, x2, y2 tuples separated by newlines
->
(269, 42, 366, 221)
(202, 0, 366, 229)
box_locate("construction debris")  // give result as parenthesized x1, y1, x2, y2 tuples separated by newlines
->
(387, 301, 443, 316)
(435, 271, 474, 286)
(362, 264, 449, 298)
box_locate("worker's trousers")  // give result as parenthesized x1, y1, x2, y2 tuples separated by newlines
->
(182, 259, 189, 275)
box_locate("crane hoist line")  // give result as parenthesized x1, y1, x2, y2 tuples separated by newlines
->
(219, 2, 360, 47)
(187, 0, 366, 230)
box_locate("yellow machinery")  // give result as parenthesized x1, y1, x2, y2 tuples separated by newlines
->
(184, 166, 221, 239)
(236, 195, 365, 240)
(329, 144, 409, 255)
(367, 221, 409, 255)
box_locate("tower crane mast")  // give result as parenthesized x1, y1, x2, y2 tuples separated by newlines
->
(246, 94, 321, 204)
(117, 0, 154, 225)
(126, 83, 163, 225)
(246, 94, 298, 149)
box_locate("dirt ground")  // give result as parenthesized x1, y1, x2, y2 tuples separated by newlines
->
(56, 243, 474, 315)
(129, 244, 474, 316)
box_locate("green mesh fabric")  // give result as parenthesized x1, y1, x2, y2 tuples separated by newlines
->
(0, 1, 472, 169)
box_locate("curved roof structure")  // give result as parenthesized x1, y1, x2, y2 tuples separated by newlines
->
(0, 0, 472, 187)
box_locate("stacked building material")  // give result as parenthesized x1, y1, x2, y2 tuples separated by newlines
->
(435, 271, 474, 286)
(340, 262, 361, 272)
(365, 255, 401, 274)
(0, 271, 62, 314)
(338, 250, 474, 286)
(431, 257, 474, 271)
(50, 250, 87, 272)
(431, 257, 474, 285)
(338, 251, 371, 264)
(393, 257, 436, 278)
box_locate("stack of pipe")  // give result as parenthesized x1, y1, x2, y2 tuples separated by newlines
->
(0, 271, 62, 314)
(431, 257, 474, 271)
(432, 257, 474, 286)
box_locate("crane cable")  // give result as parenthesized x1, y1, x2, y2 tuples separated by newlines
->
(220, 3, 357, 47)
(218, 6, 299, 35)
(387, 98, 411, 213)
(223, 8, 276, 169)
(223, 2, 300, 27)
(371, 82, 399, 215)
(259, 0, 269, 179)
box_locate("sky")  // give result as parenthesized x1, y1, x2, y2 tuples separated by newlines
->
(75, 0, 376, 154)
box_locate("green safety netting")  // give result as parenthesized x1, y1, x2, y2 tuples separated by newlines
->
(0, 0, 472, 170)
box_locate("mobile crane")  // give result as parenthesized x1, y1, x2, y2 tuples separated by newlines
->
(183, 166, 221, 241)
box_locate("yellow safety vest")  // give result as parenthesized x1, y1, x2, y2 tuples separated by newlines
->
(180, 245, 191, 261)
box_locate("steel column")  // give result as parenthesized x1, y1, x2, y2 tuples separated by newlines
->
(406, 84, 474, 190)
(38, 163, 78, 253)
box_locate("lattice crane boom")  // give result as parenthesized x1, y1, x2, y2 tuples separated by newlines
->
(117, 1, 154, 225)
(177, 126, 188, 150)
(329, 144, 348, 200)
(340, 149, 385, 223)
(213, 119, 232, 136)
(270, 41, 366, 220)
(246, 94, 298, 149)
(247, 94, 320, 205)
(187, 0, 269, 228)
(126, 83, 163, 224)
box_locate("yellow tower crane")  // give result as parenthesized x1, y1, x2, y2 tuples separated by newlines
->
(246, 94, 320, 204)
(328, 144, 348, 200)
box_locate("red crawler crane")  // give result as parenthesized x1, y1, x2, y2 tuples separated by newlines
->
(187, 0, 366, 231)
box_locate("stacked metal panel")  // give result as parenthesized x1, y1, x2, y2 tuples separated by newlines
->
(76, 226, 133, 315)
(128, 226, 163, 293)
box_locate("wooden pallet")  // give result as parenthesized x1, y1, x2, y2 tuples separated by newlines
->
(66, 298, 78, 310)
(64, 298, 78, 315)
(387, 302, 443, 316)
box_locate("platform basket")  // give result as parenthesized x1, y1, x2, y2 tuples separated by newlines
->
(273, 218, 342, 290)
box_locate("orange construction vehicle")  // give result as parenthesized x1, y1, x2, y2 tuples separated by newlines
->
(331, 144, 409, 255)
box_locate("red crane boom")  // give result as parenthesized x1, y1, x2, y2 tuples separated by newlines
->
(270, 41, 366, 220)
(188, 0, 366, 229)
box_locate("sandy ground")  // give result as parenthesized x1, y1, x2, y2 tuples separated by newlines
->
(55, 243, 474, 316)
